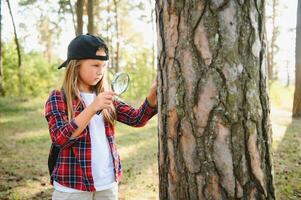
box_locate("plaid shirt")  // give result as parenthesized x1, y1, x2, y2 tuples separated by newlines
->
(44, 90, 157, 191)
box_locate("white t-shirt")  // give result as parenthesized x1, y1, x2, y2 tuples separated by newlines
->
(54, 92, 116, 192)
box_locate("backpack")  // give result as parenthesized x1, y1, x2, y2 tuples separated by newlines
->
(47, 89, 67, 176)
(47, 142, 60, 176)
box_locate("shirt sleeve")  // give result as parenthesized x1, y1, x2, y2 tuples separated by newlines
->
(113, 97, 158, 127)
(44, 90, 82, 148)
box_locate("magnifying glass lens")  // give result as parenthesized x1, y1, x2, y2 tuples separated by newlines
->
(112, 72, 130, 95)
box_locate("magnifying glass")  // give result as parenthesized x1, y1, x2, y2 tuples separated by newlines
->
(96, 72, 130, 115)
(111, 72, 130, 96)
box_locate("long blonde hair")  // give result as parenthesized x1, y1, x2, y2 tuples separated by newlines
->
(62, 60, 116, 125)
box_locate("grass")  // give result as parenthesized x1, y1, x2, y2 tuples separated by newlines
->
(0, 96, 158, 200)
(271, 109, 301, 199)
(269, 82, 301, 199)
(0, 82, 300, 199)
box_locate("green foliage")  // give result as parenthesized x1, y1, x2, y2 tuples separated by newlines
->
(3, 0, 155, 102)
(2, 41, 64, 97)
(118, 47, 155, 101)
(2, 42, 19, 95)
(18, 0, 37, 6)
(2, 40, 154, 100)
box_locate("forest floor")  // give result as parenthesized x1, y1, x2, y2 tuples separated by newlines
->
(0, 96, 300, 200)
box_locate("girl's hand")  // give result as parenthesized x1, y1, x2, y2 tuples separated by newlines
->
(91, 91, 116, 112)
(146, 78, 157, 107)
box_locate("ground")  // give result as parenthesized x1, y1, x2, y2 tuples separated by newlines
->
(0, 92, 300, 199)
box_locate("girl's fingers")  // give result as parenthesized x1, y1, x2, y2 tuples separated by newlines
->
(102, 91, 117, 96)
(104, 95, 114, 100)
(104, 100, 113, 106)
(97, 95, 114, 101)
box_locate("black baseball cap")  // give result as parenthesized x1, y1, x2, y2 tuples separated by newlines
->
(58, 33, 109, 69)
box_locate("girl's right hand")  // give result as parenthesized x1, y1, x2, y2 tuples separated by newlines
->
(91, 91, 116, 112)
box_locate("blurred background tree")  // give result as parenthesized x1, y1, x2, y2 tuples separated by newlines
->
(0, 0, 4, 96)
(266, 0, 280, 81)
(1, 0, 156, 102)
(293, 0, 301, 117)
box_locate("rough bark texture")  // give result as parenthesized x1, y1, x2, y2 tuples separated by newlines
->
(156, 0, 275, 199)
(293, 0, 301, 118)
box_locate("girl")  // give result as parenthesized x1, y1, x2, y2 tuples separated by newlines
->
(44, 33, 157, 200)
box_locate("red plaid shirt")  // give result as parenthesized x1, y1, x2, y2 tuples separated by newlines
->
(44, 90, 157, 191)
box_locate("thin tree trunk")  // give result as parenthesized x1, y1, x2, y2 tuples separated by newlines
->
(149, 0, 156, 78)
(0, 0, 4, 96)
(271, 0, 276, 80)
(271, 0, 276, 79)
(106, 0, 114, 72)
(87, 0, 94, 34)
(68, 0, 77, 36)
(6, 0, 22, 96)
(293, 0, 301, 118)
(267, 42, 273, 81)
(267, 0, 278, 81)
(156, 1, 275, 199)
(113, 0, 119, 73)
(76, 0, 84, 36)
(286, 60, 290, 87)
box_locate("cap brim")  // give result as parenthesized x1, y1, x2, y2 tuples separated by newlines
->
(58, 60, 69, 69)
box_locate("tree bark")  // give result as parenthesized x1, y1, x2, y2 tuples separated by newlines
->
(0, 0, 4, 96)
(293, 0, 301, 118)
(87, 0, 94, 34)
(156, 1, 276, 199)
(6, 0, 22, 96)
(76, 0, 84, 36)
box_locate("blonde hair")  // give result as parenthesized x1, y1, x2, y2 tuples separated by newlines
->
(62, 60, 116, 125)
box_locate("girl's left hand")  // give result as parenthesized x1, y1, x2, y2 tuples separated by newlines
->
(146, 78, 157, 107)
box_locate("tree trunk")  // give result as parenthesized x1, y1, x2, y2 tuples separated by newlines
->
(68, 0, 77, 36)
(87, 0, 94, 34)
(149, 0, 156, 78)
(0, 0, 4, 96)
(286, 60, 290, 87)
(113, 0, 119, 73)
(267, 43, 273, 81)
(6, 0, 22, 96)
(76, 0, 84, 36)
(293, 0, 301, 118)
(156, 1, 276, 199)
(106, 0, 114, 72)
(268, 0, 277, 81)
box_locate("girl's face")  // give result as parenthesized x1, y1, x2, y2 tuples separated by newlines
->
(78, 49, 107, 92)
